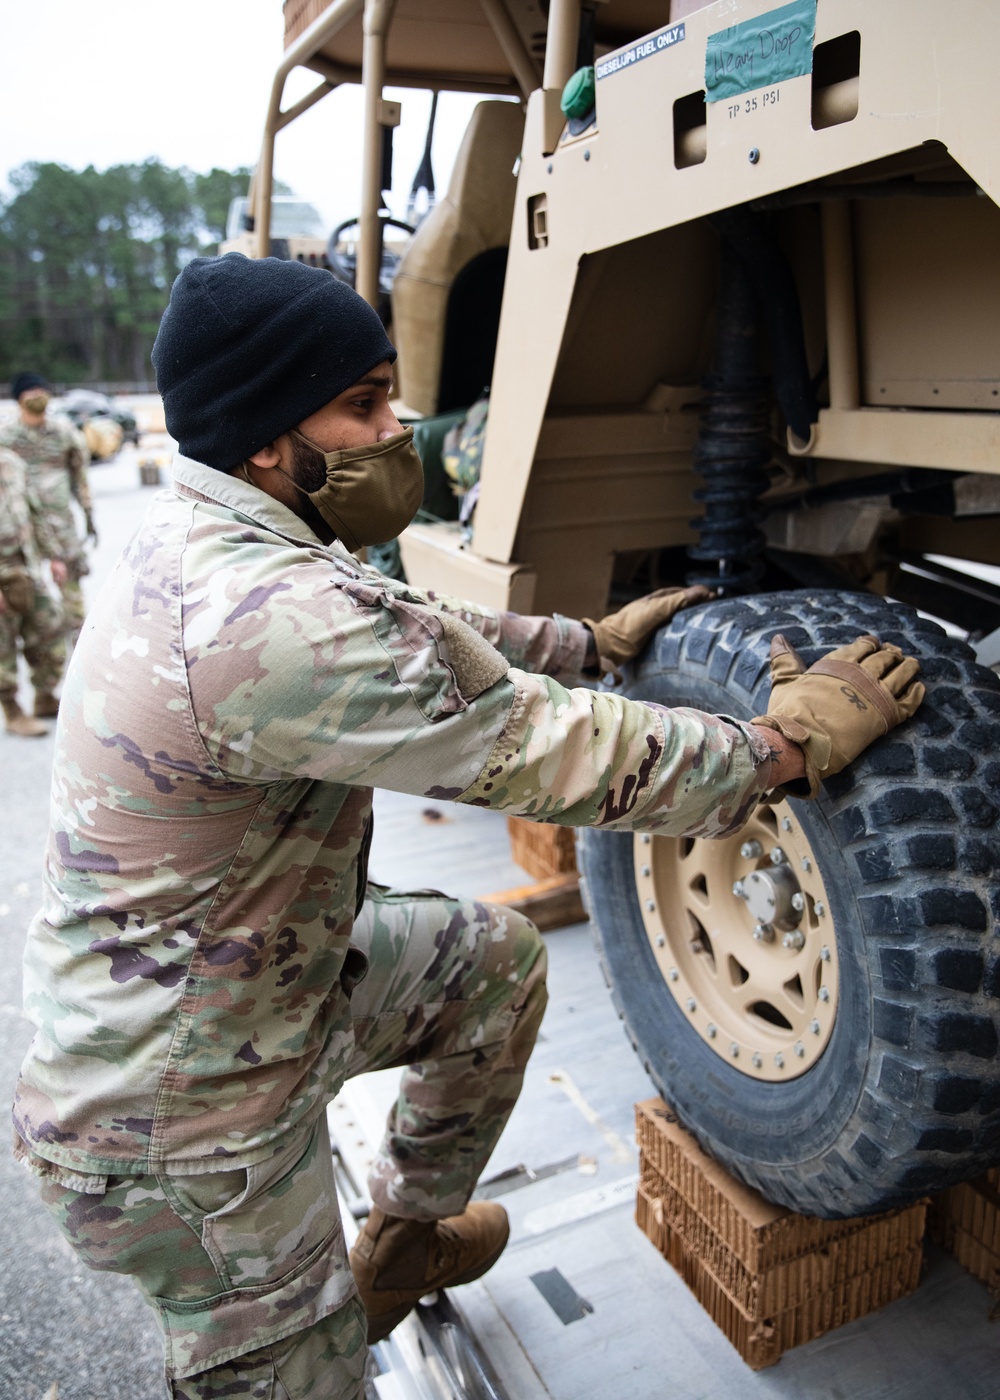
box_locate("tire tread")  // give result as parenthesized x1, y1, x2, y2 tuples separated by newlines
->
(580, 589, 1000, 1215)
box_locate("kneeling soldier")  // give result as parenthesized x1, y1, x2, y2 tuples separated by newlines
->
(13, 256, 923, 1399)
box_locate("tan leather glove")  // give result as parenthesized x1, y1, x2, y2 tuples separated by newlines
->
(753, 633, 925, 798)
(584, 586, 714, 676)
(0, 567, 35, 616)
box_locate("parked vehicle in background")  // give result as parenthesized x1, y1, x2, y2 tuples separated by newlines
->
(221, 194, 329, 265)
(59, 389, 138, 461)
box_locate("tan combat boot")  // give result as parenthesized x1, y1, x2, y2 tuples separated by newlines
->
(350, 1202, 510, 1343)
(33, 691, 59, 718)
(2, 696, 47, 738)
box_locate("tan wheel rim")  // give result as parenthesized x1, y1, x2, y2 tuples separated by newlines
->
(634, 801, 840, 1081)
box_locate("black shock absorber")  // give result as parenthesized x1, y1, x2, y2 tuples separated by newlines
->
(687, 239, 771, 595)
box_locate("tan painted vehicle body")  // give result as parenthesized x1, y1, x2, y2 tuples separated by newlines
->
(253, 0, 1000, 625)
(401, 2, 1000, 623)
(241, 0, 1000, 1224)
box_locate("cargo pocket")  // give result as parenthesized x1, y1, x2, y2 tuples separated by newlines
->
(155, 1113, 356, 1379)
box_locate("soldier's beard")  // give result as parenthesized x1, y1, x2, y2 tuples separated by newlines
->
(288, 435, 337, 544)
(290, 435, 327, 494)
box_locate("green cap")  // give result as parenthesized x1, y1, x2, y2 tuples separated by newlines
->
(560, 66, 596, 120)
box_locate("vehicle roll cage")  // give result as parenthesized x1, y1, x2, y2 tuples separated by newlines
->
(248, 0, 591, 305)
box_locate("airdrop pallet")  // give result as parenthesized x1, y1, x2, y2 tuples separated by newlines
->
(635, 1099, 926, 1370)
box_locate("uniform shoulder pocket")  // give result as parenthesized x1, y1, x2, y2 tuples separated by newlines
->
(341, 579, 508, 721)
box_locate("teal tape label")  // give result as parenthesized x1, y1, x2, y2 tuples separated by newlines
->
(705, 0, 816, 103)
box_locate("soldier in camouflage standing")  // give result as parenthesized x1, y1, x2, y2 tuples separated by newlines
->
(0, 373, 95, 712)
(12, 256, 924, 1400)
(0, 445, 65, 736)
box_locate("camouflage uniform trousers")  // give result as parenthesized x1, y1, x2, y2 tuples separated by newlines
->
(57, 568, 87, 652)
(23, 885, 548, 1399)
(0, 586, 65, 702)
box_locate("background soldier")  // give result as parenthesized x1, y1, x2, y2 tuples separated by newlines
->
(0, 446, 65, 736)
(0, 374, 96, 698)
(13, 257, 924, 1400)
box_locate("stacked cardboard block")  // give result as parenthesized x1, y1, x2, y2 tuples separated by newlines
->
(506, 816, 577, 880)
(635, 1099, 926, 1369)
(930, 1167, 1000, 1314)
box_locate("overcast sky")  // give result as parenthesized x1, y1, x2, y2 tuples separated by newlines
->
(0, 0, 489, 231)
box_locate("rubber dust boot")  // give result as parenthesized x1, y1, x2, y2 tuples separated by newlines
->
(2, 696, 47, 737)
(33, 691, 59, 718)
(350, 1202, 510, 1343)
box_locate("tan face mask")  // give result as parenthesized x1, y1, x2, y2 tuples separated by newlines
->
(288, 425, 424, 552)
(22, 394, 49, 414)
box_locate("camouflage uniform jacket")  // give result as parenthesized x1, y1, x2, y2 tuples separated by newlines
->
(0, 414, 91, 573)
(0, 447, 44, 583)
(13, 455, 774, 1183)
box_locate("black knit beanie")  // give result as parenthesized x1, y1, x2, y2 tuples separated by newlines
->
(12, 372, 49, 401)
(151, 254, 397, 470)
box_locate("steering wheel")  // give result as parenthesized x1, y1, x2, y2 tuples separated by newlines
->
(326, 215, 416, 292)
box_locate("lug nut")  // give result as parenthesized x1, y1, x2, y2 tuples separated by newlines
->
(819, 986, 830, 1002)
(641, 864, 650, 877)
(686, 998, 697, 1013)
(656, 935, 665, 947)
(740, 840, 762, 860)
(730, 1043, 740, 1058)
(753, 923, 775, 943)
(646, 900, 656, 912)
(752, 1052, 763, 1068)
(821, 945, 831, 961)
(791, 892, 805, 912)
(707, 1024, 717, 1039)
(810, 1019, 821, 1034)
(782, 930, 805, 951)
(794, 1042, 805, 1058)
(732, 879, 746, 899)
(774, 1052, 785, 1069)
(781, 817, 792, 832)
(770, 846, 787, 866)
(815, 901, 826, 918)
(668, 967, 679, 981)
(801, 856, 811, 873)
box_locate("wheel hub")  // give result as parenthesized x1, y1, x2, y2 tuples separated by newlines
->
(742, 863, 801, 929)
(634, 802, 840, 1081)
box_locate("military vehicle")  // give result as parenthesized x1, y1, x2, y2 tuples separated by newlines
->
(59, 388, 136, 459)
(244, 0, 1000, 1228)
(222, 193, 329, 263)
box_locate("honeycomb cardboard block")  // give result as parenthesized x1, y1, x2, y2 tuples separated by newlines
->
(635, 1099, 926, 1369)
(930, 1172, 1000, 1315)
(506, 816, 577, 880)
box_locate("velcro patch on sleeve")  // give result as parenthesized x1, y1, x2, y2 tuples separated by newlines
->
(437, 610, 509, 701)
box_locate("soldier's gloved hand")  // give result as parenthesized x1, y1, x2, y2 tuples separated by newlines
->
(752, 633, 925, 799)
(583, 585, 714, 678)
(85, 511, 98, 546)
(0, 567, 35, 617)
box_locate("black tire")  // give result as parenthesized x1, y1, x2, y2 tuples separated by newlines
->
(579, 589, 1000, 1217)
